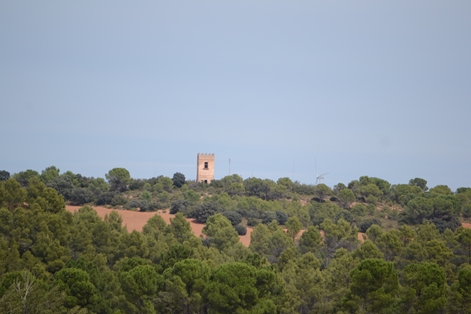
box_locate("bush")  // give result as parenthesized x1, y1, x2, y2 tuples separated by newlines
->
(222, 211, 242, 226)
(95, 192, 117, 206)
(172, 172, 186, 188)
(129, 179, 145, 190)
(358, 219, 382, 233)
(335, 210, 353, 224)
(351, 203, 367, 217)
(140, 191, 152, 203)
(125, 199, 141, 210)
(148, 202, 165, 211)
(462, 204, 471, 219)
(261, 212, 277, 225)
(247, 218, 260, 227)
(234, 225, 247, 235)
(430, 216, 461, 233)
(111, 194, 128, 206)
(139, 201, 150, 212)
(194, 201, 222, 223)
(276, 211, 288, 225)
(69, 188, 95, 205)
(170, 200, 191, 214)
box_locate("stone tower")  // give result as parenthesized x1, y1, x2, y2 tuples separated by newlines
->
(196, 153, 215, 184)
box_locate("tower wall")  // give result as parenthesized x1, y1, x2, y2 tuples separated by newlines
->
(196, 153, 215, 183)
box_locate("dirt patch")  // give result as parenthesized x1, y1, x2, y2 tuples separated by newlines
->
(463, 222, 471, 229)
(65, 205, 254, 247)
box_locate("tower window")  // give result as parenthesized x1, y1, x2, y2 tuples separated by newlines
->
(204, 162, 208, 169)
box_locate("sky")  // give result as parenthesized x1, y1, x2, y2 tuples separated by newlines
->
(1, 1, 470, 191)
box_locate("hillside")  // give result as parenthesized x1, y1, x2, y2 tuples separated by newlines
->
(1, 168, 471, 313)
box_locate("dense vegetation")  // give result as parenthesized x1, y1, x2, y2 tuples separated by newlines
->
(1, 167, 471, 313)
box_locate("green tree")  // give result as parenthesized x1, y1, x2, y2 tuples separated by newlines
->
(323, 249, 359, 312)
(0, 271, 66, 314)
(456, 228, 471, 262)
(13, 169, 40, 187)
(40, 166, 60, 184)
(375, 231, 403, 261)
(183, 189, 200, 203)
(88, 178, 109, 195)
(285, 216, 302, 241)
(429, 185, 453, 195)
(250, 224, 271, 257)
(222, 211, 242, 226)
(69, 188, 95, 205)
(313, 184, 331, 201)
(401, 262, 446, 314)
(202, 214, 239, 252)
(343, 259, 399, 314)
(409, 177, 428, 191)
(353, 239, 384, 260)
(194, 201, 222, 223)
(161, 259, 210, 314)
(338, 189, 355, 209)
(321, 218, 358, 264)
(2, 178, 27, 210)
(298, 226, 322, 254)
(172, 172, 186, 188)
(0, 170, 10, 181)
(204, 262, 277, 313)
(168, 213, 195, 244)
(403, 197, 433, 224)
(55, 268, 98, 309)
(119, 264, 163, 314)
(47, 174, 75, 200)
(266, 228, 294, 264)
(105, 168, 131, 192)
(447, 267, 471, 314)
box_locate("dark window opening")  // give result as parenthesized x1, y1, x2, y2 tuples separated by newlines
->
(204, 162, 208, 169)
(204, 180, 208, 184)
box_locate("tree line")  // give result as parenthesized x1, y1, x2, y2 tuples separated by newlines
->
(0, 167, 471, 313)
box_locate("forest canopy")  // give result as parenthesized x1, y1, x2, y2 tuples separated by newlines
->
(1, 167, 471, 313)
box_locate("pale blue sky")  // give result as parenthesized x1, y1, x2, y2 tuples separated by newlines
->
(1, 1, 470, 190)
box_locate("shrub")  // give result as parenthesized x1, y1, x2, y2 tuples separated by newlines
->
(125, 199, 141, 210)
(170, 199, 191, 214)
(111, 194, 127, 206)
(430, 216, 461, 233)
(247, 218, 260, 227)
(69, 188, 95, 205)
(222, 211, 242, 226)
(335, 210, 353, 224)
(129, 179, 145, 190)
(172, 172, 186, 188)
(96, 192, 117, 206)
(140, 191, 152, 203)
(462, 204, 471, 219)
(358, 219, 382, 233)
(148, 202, 165, 211)
(235, 225, 247, 235)
(351, 203, 367, 217)
(276, 211, 288, 225)
(194, 201, 222, 223)
(261, 212, 277, 225)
